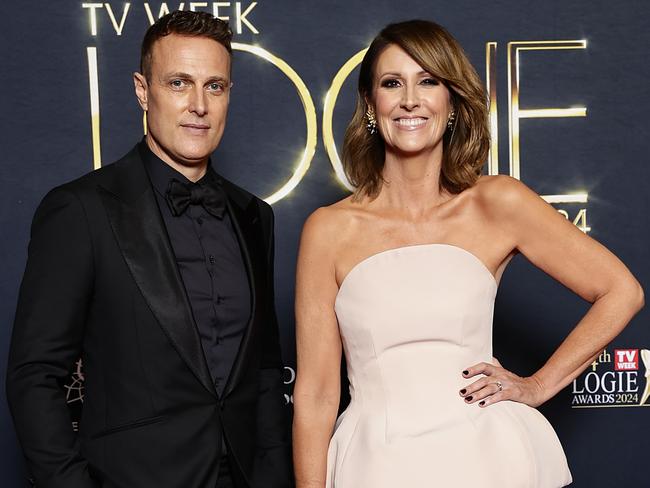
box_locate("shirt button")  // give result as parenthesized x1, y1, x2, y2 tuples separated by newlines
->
(197, 217, 203, 225)
(209, 255, 215, 264)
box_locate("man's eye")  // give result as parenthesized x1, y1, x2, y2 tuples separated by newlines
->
(380, 79, 401, 88)
(208, 82, 224, 92)
(170, 79, 186, 88)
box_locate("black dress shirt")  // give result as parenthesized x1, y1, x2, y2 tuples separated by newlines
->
(140, 142, 251, 396)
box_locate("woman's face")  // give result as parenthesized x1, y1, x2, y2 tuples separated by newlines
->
(371, 44, 452, 158)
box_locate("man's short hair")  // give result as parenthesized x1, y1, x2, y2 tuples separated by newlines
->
(140, 10, 233, 80)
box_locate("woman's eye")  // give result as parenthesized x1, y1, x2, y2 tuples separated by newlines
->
(421, 78, 440, 86)
(380, 78, 401, 88)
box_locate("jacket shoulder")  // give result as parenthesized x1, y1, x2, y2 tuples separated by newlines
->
(219, 175, 273, 218)
(46, 146, 141, 199)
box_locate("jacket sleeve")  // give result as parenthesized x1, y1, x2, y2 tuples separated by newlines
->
(251, 201, 294, 488)
(6, 187, 99, 488)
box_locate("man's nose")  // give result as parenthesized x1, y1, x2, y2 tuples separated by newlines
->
(188, 86, 208, 116)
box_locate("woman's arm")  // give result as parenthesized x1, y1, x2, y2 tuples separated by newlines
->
(461, 176, 644, 408)
(293, 208, 344, 488)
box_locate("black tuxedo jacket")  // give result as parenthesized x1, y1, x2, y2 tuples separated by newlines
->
(6, 146, 293, 488)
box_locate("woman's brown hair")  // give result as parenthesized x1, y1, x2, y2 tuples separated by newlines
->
(342, 20, 489, 199)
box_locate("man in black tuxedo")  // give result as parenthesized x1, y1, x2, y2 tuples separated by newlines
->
(6, 11, 292, 488)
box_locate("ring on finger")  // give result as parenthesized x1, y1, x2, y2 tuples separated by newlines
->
(495, 380, 503, 392)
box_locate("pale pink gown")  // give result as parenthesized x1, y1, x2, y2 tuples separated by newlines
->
(327, 244, 572, 487)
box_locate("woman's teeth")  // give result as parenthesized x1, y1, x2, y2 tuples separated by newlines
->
(395, 118, 427, 128)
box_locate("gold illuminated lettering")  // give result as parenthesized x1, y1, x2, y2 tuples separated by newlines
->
(571, 208, 590, 233)
(508, 40, 587, 204)
(485, 41, 498, 175)
(212, 2, 230, 21)
(189, 2, 208, 11)
(544, 194, 588, 204)
(231, 43, 316, 203)
(235, 2, 258, 34)
(82, 3, 103, 36)
(104, 3, 131, 36)
(86, 47, 102, 169)
(144, 2, 186, 25)
(558, 208, 591, 233)
(322, 48, 368, 191)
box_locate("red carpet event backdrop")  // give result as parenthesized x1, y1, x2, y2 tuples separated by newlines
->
(1, 1, 648, 486)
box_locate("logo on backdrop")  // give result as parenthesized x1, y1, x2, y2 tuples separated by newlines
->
(79, 3, 593, 221)
(283, 366, 296, 405)
(64, 359, 85, 431)
(82, 2, 261, 36)
(570, 347, 650, 408)
(64, 359, 85, 405)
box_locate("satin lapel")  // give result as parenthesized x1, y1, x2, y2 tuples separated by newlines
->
(222, 190, 264, 398)
(98, 151, 216, 397)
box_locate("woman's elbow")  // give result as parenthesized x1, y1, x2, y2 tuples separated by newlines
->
(632, 280, 645, 312)
(617, 275, 645, 313)
(293, 379, 340, 415)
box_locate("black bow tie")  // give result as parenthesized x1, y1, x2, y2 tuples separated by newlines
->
(165, 178, 226, 219)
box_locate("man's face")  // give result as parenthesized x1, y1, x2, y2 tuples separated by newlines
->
(134, 34, 231, 168)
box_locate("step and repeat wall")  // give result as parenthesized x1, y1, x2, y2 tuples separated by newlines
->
(1, 1, 648, 486)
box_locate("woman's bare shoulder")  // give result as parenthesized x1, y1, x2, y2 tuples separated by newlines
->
(472, 175, 539, 215)
(474, 174, 528, 197)
(301, 195, 368, 249)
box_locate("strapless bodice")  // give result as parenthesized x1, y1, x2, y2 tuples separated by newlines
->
(327, 244, 571, 488)
(335, 244, 497, 433)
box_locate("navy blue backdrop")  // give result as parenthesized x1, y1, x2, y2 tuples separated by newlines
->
(1, 1, 649, 485)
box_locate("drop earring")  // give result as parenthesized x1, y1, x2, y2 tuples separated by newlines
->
(366, 107, 377, 135)
(447, 110, 456, 130)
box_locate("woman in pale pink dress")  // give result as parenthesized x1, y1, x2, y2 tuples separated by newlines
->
(292, 20, 644, 488)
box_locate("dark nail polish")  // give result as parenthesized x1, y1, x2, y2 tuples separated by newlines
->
(465, 395, 473, 402)
(462, 370, 469, 375)
(460, 389, 467, 395)
(479, 401, 485, 406)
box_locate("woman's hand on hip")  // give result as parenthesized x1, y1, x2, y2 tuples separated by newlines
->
(458, 358, 547, 408)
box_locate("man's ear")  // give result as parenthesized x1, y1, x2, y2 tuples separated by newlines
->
(133, 72, 148, 111)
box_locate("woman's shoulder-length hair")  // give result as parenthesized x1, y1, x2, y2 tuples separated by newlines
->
(342, 20, 490, 199)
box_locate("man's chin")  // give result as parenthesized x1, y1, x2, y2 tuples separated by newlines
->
(174, 146, 218, 166)
(177, 154, 212, 165)
(178, 141, 221, 160)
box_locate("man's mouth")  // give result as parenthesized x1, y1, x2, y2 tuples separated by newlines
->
(181, 123, 210, 130)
